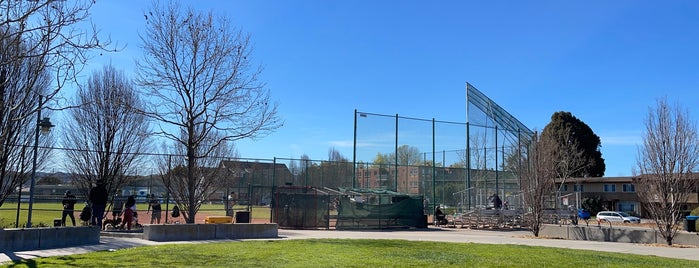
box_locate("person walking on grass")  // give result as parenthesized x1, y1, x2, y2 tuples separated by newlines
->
(147, 193, 162, 224)
(61, 190, 77, 226)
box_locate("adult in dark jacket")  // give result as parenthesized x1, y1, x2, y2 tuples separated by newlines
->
(111, 192, 124, 221)
(89, 180, 108, 228)
(61, 190, 77, 226)
(435, 205, 447, 225)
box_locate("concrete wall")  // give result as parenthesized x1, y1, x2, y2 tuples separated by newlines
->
(540, 224, 699, 246)
(143, 223, 278, 242)
(0, 227, 100, 251)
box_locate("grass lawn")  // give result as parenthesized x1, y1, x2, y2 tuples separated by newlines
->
(3, 239, 698, 267)
(0, 202, 68, 228)
(0, 202, 271, 227)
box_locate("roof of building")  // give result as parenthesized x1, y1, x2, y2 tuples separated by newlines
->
(558, 176, 636, 183)
(219, 160, 291, 175)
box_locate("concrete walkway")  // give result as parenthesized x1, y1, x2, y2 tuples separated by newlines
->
(2, 228, 698, 264)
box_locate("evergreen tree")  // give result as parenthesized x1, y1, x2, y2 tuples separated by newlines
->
(541, 111, 605, 177)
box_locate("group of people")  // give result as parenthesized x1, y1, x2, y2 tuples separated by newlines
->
(60, 180, 163, 230)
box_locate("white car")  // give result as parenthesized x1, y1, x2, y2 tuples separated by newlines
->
(596, 211, 641, 223)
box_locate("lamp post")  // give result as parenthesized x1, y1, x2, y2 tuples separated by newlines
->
(26, 95, 54, 228)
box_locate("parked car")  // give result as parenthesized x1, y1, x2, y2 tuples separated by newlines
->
(596, 211, 641, 223)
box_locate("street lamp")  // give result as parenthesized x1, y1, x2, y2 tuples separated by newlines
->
(26, 95, 55, 228)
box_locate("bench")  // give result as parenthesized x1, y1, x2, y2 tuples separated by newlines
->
(204, 216, 232, 224)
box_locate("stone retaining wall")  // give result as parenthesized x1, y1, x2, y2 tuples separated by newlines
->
(0, 227, 100, 251)
(142, 223, 278, 242)
(540, 224, 699, 245)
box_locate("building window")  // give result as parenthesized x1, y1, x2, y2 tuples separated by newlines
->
(622, 184, 635, 192)
(562, 184, 568, 191)
(574, 184, 584, 192)
(618, 202, 636, 212)
(603, 184, 616, 192)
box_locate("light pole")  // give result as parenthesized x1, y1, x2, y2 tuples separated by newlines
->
(26, 95, 55, 228)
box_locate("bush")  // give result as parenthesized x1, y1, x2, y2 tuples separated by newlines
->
(581, 196, 603, 215)
(690, 206, 699, 216)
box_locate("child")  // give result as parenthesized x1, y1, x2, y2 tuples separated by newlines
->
(123, 195, 136, 230)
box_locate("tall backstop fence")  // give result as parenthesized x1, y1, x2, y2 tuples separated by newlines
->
(2, 83, 557, 229)
(352, 83, 534, 214)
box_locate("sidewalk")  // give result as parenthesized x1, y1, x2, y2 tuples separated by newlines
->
(2, 228, 698, 264)
(280, 228, 699, 261)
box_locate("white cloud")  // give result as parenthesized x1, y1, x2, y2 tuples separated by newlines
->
(601, 135, 642, 146)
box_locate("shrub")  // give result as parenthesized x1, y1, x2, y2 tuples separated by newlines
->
(581, 196, 603, 215)
(690, 206, 699, 216)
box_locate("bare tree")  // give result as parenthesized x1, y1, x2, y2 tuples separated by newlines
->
(160, 136, 234, 223)
(1, 0, 110, 96)
(377, 145, 422, 166)
(515, 132, 557, 237)
(328, 147, 348, 162)
(460, 132, 492, 206)
(324, 147, 352, 188)
(0, 0, 111, 206)
(63, 64, 151, 209)
(541, 124, 589, 208)
(0, 45, 53, 208)
(395, 145, 421, 166)
(635, 98, 699, 246)
(137, 2, 281, 223)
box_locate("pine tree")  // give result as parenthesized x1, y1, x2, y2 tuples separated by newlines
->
(541, 111, 605, 177)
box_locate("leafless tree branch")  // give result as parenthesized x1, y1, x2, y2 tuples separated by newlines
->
(62, 64, 151, 213)
(136, 2, 281, 222)
(634, 97, 699, 245)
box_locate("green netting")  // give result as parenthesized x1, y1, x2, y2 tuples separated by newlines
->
(272, 187, 426, 229)
(335, 188, 425, 229)
(272, 186, 332, 229)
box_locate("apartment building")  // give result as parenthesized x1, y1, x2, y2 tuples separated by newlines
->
(558, 176, 699, 217)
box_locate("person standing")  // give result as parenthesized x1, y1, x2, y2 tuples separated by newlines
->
(147, 193, 162, 224)
(492, 194, 502, 210)
(226, 191, 237, 216)
(228, 191, 237, 208)
(112, 192, 124, 222)
(123, 195, 136, 230)
(88, 180, 108, 228)
(61, 190, 77, 226)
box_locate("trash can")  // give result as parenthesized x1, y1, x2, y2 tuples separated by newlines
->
(235, 211, 250, 223)
(686, 216, 699, 232)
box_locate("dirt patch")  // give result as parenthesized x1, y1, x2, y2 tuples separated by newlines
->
(642, 243, 698, 248)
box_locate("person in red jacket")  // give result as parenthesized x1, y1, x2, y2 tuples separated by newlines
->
(123, 195, 136, 230)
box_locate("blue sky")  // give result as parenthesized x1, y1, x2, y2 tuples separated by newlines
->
(79, 1, 699, 177)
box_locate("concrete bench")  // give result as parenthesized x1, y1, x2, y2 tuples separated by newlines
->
(142, 223, 278, 242)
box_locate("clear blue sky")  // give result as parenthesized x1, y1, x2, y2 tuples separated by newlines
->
(80, 1, 699, 177)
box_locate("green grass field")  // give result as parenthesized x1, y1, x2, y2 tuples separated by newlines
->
(0, 202, 271, 227)
(3, 239, 698, 267)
